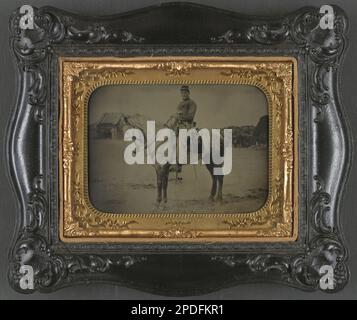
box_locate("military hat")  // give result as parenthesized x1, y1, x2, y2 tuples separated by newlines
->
(180, 85, 190, 92)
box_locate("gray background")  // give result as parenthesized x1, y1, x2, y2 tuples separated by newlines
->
(0, 0, 356, 300)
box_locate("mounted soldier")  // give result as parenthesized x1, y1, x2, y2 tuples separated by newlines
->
(165, 85, 198, 181)
(165, 85, 197, 131)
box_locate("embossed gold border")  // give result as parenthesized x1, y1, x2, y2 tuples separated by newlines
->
(59, 56, 298, 242)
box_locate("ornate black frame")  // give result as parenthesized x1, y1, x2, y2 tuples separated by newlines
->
(7, 2, 351, 295)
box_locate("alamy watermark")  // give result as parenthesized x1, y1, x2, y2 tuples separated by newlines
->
(123, 121, 233, 175)
(319, 265, 335, 290)
(18, 4, 335, 32)
(17, 263, 336, 290)
(319, 5, 335, 30)
(19, 265, 34, 290)
(19, 5, 34, 30)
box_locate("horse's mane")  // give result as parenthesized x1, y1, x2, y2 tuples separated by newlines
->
(123, 114, 167, 151)
(125, 114, 166, 132)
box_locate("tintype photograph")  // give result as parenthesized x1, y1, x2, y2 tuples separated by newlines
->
(88, 84, 269, 214)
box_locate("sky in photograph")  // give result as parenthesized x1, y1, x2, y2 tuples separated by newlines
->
(89, 84, 268, 128)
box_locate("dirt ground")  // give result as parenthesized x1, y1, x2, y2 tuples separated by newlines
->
(89, 139, 268, 214)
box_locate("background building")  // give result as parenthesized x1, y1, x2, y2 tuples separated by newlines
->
(95, 113, 124, 139)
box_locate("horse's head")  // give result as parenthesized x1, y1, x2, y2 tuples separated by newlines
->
(119, 115, 133, 135)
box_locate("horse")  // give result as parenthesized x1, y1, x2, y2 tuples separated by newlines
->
(119, 114, 226, 207)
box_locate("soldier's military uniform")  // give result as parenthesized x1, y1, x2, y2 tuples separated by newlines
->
(165, 85, 197, 179)
(165, 85, 197, 131)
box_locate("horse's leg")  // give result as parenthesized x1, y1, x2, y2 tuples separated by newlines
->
(211, 176, 218, 201)
(206, 164, 217, 201)
(216, 174, 224, 202)
(162, 165, 170, 204)
(177, 165, 182, 182)
(155, 166, 162, 207)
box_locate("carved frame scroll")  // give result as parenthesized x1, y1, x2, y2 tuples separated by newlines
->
(7, 3, 350, 295)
